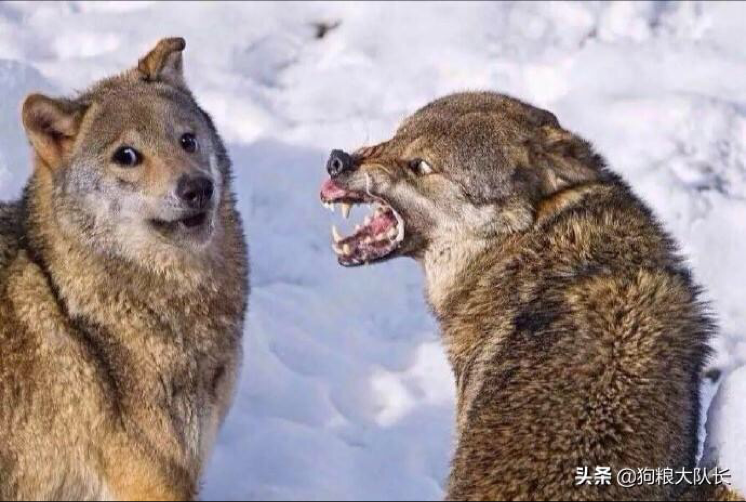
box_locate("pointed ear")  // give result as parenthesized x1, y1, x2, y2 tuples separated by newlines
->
(537, 125, 600, 195)
(22, 94, 87, 169)
(137, 37, 187, 90)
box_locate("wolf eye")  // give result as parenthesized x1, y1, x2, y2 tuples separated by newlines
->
(409, 158, 433, 176)
(112, 146, 142, 168)
(180, 133, 199, 154)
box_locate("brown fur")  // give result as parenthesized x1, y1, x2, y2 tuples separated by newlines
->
(0, 38, 249, 500)
(327, 92, 740, 500)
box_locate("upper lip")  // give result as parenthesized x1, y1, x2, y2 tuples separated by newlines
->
(320, 178, 375, 218)
(320, 178, 371, 204)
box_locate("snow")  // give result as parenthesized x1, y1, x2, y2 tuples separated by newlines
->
(703, 366, 746, 496)
(0, 1, 744, 500)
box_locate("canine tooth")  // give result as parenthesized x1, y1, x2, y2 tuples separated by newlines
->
(332, 225, 343, 243)
(343, 243, 351, 255)
(327, 202, 335, 212)
(341, 203, 352, 219)
(387, 228, 398, 238)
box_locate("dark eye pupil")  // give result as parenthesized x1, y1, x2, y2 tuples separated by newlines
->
(181, 133, 198, 153)
(113, 147, 141, 167)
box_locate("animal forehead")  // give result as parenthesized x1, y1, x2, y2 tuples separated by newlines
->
(400, 92, 558, 134)
(389, 114, 524, 158)
(87, 86, 204, 139)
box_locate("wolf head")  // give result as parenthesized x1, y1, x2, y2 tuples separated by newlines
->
(320, 92, 606, 266)
(22, 38, 233, 267)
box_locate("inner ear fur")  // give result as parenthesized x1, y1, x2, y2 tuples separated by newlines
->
(21, 93, 87, 170)
(535, 125, 601, 195)
(137, 37, 187, 90)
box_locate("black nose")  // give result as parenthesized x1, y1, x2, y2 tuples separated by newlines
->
(177, 176, 214, 210)
(327, 149, 354, 178)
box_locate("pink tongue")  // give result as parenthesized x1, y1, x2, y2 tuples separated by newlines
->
(370, 210, 396, 235)
(320, 178, 348, 200)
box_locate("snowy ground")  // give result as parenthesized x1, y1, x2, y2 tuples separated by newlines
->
(1, 1, 745, 500)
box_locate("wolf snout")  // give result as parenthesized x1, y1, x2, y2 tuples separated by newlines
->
(327, 149, 354, 178)
(177, 175, 214, 210)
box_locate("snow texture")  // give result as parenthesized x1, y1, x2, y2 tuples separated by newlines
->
(0, 1, 744, 500)
(703, 366, 746, 496)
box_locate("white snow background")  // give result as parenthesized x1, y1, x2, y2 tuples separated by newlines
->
(0, 1, 745, 499)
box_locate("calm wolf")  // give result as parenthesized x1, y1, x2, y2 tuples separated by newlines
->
(0, 38, 248, 500)
(320, 92, 739, 500)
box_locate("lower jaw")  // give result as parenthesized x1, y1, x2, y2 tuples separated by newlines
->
(338, 249, 398, 267)
(336, 234, 404, 266)
(150, 219, 215, 244)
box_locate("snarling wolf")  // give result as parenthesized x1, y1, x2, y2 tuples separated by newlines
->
(0, 38, 248, 500)
(320, 92, 740, 500)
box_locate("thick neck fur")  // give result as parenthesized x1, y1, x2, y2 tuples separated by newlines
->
(422, 183, 608, 375)
(422, 235, 491, 315)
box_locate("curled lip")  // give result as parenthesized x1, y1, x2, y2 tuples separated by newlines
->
(320, 178, 405, 267)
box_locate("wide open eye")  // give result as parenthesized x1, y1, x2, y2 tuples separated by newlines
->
(409, 158, 434, 176)
(112, 146, 142, 168)
(180, 133, 199, 154)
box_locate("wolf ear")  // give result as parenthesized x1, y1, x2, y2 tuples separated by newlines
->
(537, 126, 600, 195)
(137, 37, 187, 90)
(22, 94, 87, 170)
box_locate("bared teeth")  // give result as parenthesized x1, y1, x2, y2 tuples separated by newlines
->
(332, 225, 343, 243)
(341, 203, 352, 219)
(333, 241, 353, 256)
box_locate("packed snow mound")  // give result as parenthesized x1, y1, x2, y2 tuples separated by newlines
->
(702, 366, 746, 496)
(0, 2, 745, 500)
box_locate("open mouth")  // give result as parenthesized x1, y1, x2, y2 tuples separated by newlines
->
(151, 211, 211, 236)
(320, 179, 404, 266)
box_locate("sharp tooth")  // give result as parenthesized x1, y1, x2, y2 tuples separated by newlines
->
(341, 203, 351, 219)
(387, 228, 398, 238)
(327, 202, 335, 212)
(332, 225, 343, 243)
(343, 243, 351, 255)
